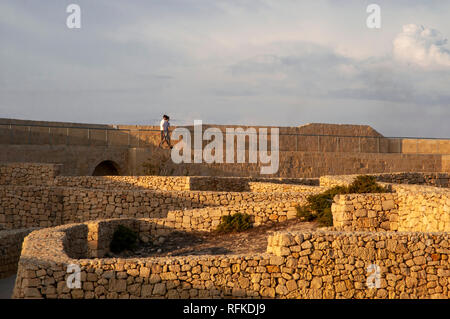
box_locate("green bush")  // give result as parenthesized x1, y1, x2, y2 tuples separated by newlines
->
(347, 175, 390, 194)
(295, 206, 316, 221)
(296, 175, 391, 227)
(110, 225, 138, 253)
(216, 213, 253, 233)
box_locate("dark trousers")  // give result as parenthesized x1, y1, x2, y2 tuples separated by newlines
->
(159, 130, 171, 147)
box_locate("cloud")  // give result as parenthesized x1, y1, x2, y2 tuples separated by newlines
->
(393, 24, 450, 68)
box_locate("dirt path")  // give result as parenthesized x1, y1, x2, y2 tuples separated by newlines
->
(109, 220, 318, 258)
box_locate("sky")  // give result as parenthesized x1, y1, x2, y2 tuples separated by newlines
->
(0, 0, 449, 137)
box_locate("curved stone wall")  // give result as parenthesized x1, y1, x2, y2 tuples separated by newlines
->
(12, 220, 449, 299)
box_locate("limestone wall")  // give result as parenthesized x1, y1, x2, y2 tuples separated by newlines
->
(54, 176, 190, 191)
(12, 222, 449, 299)
(331, 194, 398, 232)
(165, 200, 302, 231)
(0, 187, 63, 229)
(53, 175, 318, 192)
(0, 163, 62, 186)
(320, 172, 450, 188)
(0, 185, 308, 229)
(331, 185, 450, 233)
(136, 151, 446, 178)
(248, 182, 323, 193)
(266, 231, 449, 298)
(393, 184, 450, 232)
(0, 228, 37, 279)
(188, 176, 318, 192)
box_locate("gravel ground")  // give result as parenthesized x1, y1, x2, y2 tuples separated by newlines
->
(108, 219, 318, 258)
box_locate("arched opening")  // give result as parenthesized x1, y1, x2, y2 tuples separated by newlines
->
(92, 160, 120, 176)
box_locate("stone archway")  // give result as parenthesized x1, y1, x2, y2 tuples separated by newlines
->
(92, 160, 120, 176)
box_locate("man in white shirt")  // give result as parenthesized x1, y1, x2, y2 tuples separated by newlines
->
(159, 114, 172, 149)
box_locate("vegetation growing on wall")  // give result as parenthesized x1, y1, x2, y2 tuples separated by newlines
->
(216, 213, 253, 233)
(297, 175, 391, 226)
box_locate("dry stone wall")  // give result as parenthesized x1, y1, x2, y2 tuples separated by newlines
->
(0, 162, 62, 186)
(165, 200, 302, 232)
(0, 228, 37, 279)
(188, 176, 318, 192)
(331, 194, 398, 232)
(331, 185, 450, 233)
(393, 184, 450, 232)
(248, 182, 323, 193)
(0, 185, 309, 229)
(320, 172, 450, 188)
(54, 176, 190, 191)
(12, 221, 449, 299)
(54, 176, 318, 192)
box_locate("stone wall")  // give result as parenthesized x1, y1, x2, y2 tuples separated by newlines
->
(266, 231, 449, 298)
(248, 182, 322, 193)
(320, 172, 450, 188)
(12, 222, 449, 299)
(331, 194, 398, 232)
(0, 163, 62, 186)
(1, 146, 448, 178)
(0, 185, 308, 229)
(375, 173, 450, 187)
(393, 184, 450, 232)
(165, 200, 302, 232)
(0, 228, 37, 279)
(331, 185, 450, 233)
(139, 151, 446, 178)
(54, 176, 190, 191)
(0, 187, 63, 230)
(188, 176, 318, 192)
(53, 175, 318, 192)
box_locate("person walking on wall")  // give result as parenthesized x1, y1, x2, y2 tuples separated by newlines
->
(159, 114, 173, 149)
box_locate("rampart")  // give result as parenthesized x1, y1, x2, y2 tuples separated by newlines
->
(1, 118, 450, 177)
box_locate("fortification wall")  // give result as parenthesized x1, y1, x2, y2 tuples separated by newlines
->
(12, 222, 449, 299)
(131, 151, 446, 178)
(0, 145, 131, 176)
(0, 147, 447, 178)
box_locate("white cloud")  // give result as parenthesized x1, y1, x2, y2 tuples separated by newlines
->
(393, 24, 450, 68)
